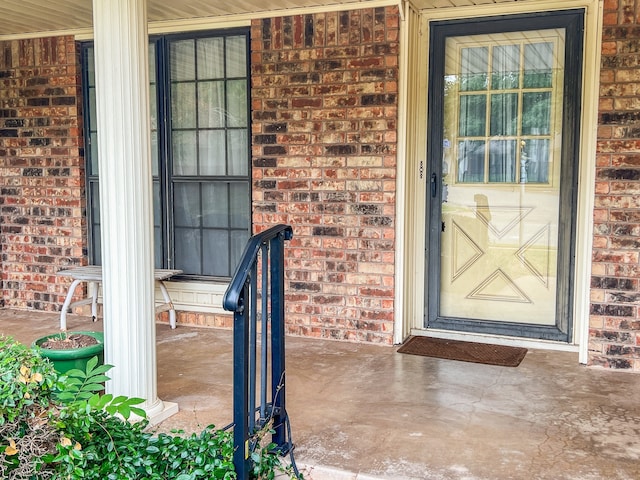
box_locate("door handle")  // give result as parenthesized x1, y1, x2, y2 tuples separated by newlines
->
(431, 173, 437, 198)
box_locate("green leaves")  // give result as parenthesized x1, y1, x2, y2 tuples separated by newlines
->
(54, 356, 112, 404)
(0, 335, 56, 424)
(0, 336, 297, 480)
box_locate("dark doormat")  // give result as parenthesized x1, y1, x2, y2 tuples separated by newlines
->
(397, 336, 527, 367)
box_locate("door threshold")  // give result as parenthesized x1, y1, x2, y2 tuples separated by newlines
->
(409, 328, 579, 353)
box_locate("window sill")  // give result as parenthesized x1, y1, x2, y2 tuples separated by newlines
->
(162, 280, 229, 314)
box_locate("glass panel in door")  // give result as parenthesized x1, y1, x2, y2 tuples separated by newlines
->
(440, 29, 564, 325)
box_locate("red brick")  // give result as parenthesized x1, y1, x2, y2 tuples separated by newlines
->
(0, 36, 85, 312)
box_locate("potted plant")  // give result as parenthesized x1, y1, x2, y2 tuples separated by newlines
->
(32, 331, 104, 374)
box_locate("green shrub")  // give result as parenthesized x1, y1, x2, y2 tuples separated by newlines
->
(0, 336, 299, 480)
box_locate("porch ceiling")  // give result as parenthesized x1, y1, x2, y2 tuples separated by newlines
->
(0, 0, 521, 39)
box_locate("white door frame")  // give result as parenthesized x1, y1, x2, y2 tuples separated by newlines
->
(395, 0, 602, 362)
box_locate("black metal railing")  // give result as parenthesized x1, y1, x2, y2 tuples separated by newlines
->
(222, 224, 294, 480)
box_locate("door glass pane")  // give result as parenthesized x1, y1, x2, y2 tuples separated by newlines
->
(459, 95, 486, 136)
(522, 139, 550, 183)
(457, 140, 485, 183)
(490, 93, 518, 136)
(522, 92, 551, 135)
(460, 47, 488, 91)
(488, 139, 516, 182)
(492, 44, 520, 90)
(524, 42, 554, 88)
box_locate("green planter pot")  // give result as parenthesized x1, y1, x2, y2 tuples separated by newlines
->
(33, 331, 104, 374)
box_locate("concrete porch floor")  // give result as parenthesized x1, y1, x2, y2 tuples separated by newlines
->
(2, 308, 640, 480)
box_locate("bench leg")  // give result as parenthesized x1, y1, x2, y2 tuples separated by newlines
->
(60, 279, 83, 331)
(89, 281, 99, 321)
(158, 281, 177, 329)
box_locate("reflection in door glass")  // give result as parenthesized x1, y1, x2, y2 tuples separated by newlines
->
(447, 34, 559, 184)
(460, 47, 489, 91)
(457, 140, 485, 183)
(489, 139, 516, 182)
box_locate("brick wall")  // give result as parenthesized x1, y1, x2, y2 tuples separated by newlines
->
(251, 6, 399, 343)
(0, 36, 86, 311)
(591, 0, 640, 371)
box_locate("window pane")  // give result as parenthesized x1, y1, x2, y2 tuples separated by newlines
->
(459, 95, 486, 137)
(197, 37, 224, 79)
(154, 226, 162, 269)
(227, 80, 248, 128)
(524, 42, 554, 88)
(203, 230, 229, 276)
(230, 229, 250, 272)
(90, 182, 101, 265)
(492, 44, 520, 90)
(202, 183, 229, 228)
(153, 181, 162, 226)
(91, 182, 101, 223)
(93, 225, 102, 265)
(83, 33, 251, 278)
(489, 140, 516, 182)
(171, 82, 196, 129)
(522, 139, 550, 183)
(522, 92, 551, 135)
(173, 183, 200, 227)
(227, 130, 248, 176)
(89, 87, 98, 174)
(457, 140, 485, 183)
(170, 40, 195, 81)
(151, 130, 159, 177)
(230, 183, 250, 229)
(460, 47, 488, 91)
(87, 48, 95, 85)
(198, 80, 225, 128)
(490, 93, 518, 136)
(149, 43, 156, 83)
(226, 36, 247, 77)
(199, 130, 226, 175)
(172, 131, 197, 175)
(153, 182, 162, 269)
(175, 227, 201, 274)
(150, 84, 157, 130)
(89, 132, 99, 174)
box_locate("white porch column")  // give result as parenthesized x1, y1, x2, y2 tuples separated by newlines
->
(92, 0, 177, 423)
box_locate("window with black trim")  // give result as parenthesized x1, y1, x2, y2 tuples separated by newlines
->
(82, 30, 251, 280)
